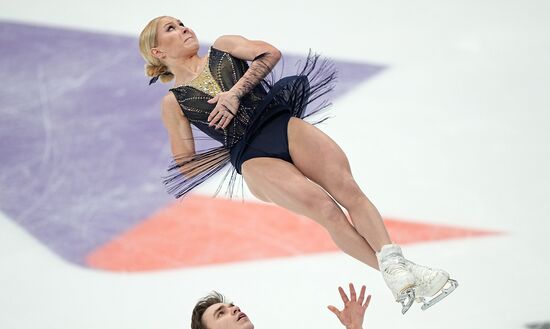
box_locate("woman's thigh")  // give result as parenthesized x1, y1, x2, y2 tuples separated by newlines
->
(287, 118, 365, 204)
(241, 157, 342, 223)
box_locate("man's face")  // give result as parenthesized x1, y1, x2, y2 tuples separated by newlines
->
(202, 302, 253, 329)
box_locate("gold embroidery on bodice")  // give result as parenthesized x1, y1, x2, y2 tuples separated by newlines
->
(180, 52, 222, 97)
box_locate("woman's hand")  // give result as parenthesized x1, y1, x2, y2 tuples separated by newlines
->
(207, 90, 240, 130)
(327, 283, 372, 329)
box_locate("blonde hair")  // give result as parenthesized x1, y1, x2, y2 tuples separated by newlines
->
(139, 16, 175, 83)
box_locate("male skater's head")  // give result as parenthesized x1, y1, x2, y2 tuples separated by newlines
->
(191, 284, 370, 329)
(191, 292, 252, 329)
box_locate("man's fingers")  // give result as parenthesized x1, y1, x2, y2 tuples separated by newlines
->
(327, 305, 340, 316)
(358, 285, 366, 304)
(363, 294, 372, 310)
(338, 286, 349, 303)
(349, 283, 357, 302)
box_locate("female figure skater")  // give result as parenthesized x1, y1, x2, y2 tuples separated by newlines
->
(139, 16, 457, 314)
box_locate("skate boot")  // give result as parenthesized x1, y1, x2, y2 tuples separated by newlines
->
(405, 259, 458, 311)
(376, 244, 417, 314)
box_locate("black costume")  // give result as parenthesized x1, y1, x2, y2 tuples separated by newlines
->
(164, 46, 335, 198)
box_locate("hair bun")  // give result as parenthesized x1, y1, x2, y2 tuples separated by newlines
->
(144, 63, 174, 83)
(145, 63, 164, 77)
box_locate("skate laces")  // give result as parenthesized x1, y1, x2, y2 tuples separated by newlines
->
(407, 261, 440, 285)
(418, 268, 437, 284)
(382, 253, 409, 276)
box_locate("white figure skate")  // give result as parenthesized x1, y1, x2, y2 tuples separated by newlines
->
(405, 260, 458, 310)
(377, 244, 417, 314)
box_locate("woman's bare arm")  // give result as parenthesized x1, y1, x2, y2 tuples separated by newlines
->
(161, 93, 195, 159)
(212, 34, 281, 98)
(206, 35, 281, 129)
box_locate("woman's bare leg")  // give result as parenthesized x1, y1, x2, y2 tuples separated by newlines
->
(287, 118, 392, 252)
(242, 158, 379, 269)
(254, 118, 458, 312)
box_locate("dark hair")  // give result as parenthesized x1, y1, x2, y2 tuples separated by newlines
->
(191, 291, 226, 329)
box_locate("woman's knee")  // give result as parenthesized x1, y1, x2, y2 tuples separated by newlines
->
(305, 195, 348, 229)
(328, 175, 365, 203)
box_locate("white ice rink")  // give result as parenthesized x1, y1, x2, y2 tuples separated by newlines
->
(1, 1, 549, 328)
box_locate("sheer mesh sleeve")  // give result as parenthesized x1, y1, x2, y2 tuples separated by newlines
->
(163, 48, 337, 199)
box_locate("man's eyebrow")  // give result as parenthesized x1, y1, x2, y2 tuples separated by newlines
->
(213, 305, 224, 318)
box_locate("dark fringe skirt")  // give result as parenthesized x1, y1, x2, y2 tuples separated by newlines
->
(163, 52, 336, 199)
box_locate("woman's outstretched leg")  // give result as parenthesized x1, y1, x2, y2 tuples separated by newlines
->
(287, 118, 391, 252)
(241, 157, 379, 269)
(287, 118, 457, 313)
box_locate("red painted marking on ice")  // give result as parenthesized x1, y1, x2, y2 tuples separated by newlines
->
(86, 195, 498, 272)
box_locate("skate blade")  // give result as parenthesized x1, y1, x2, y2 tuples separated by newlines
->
(396, 288, 416, 315)
(419, 279, 458, 311)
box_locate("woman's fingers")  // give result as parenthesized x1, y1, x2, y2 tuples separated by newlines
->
(214, 111, 227, 129)
(207, 96, 221, 121)
(208, 107, 225, 123)
(222, 103, 237, 115)
(215, 117, 226, 129)
(212, 108, 235, 129)
(207, 92, 238, 129)
(207, 94, 219, 104)
(208, 104, 226, 125)
(208, 110, 223, 126)
(208, 96, 236, 117)
(221, 116, 232, 129)
(221, 110, 236, 129)
(207, 107, 218, 122)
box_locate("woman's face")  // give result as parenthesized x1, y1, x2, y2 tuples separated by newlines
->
(154, 16, 199, 60)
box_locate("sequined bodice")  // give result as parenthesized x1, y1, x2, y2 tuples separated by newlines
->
(178, 50, 222, 97)
(163, 48, 335, 199)
(170, 47, 267, 148)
